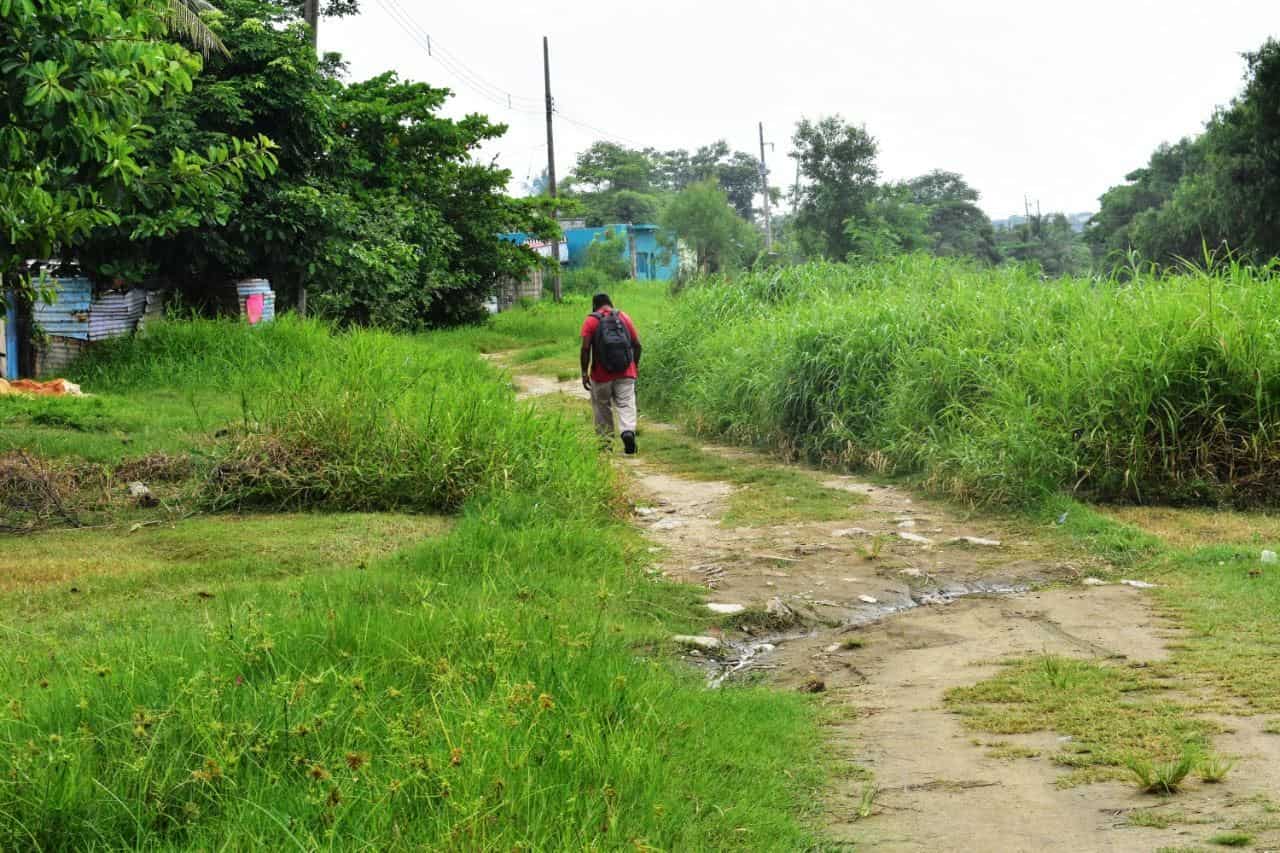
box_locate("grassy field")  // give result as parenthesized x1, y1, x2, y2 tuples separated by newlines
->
(0, 316, 827, 850)
(643, 256, 1280, 508)
(11, 264, 1280, 847)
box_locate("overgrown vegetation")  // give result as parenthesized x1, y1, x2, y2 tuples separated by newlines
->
(0, 315, 827, 849)
(646, 256, 1280, 507)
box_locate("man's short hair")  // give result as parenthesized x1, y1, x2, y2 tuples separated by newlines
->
(592, 293, 612, 310)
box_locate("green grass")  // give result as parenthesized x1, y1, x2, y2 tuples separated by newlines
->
(641, 428, 869, 527)
(939, 501, 1280, 798)
(945, 655, 1214, 789)
(645, 256, 1280, 508)
(0, 389, 237, 463)
(1145, 544, 1280, 712)
(1209, 832, 1254, 847)
(527, 387, 868, 527)
(0, 513, 447, 620)
(0, 314, 829, 849)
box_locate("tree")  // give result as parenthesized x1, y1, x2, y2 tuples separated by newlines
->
(995, 211, 1090, 276)
(790, 116, 879, 258)
(904, 169, 980, 206)
(1084, 139, 1204, 263)
(903, 171, 999, 263)
(0, 0, 276, 300)
(80, 0, 555, 328)
(583, 229, 631, 280)
(661, 180, 759, 274)
(844, 185, 929, 261)
(166, 0, 230, 57)
(1087, 39, 1280, 267)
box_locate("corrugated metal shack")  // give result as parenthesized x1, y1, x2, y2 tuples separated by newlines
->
(29, 277, 153, 374)
(6, 275, 276, 379)
(493, 235, 566, 312)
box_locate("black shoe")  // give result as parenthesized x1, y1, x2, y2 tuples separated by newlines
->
(621, 431, 637, 455)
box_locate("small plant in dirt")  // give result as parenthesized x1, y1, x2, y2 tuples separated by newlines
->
(1198, 754, 1236, 783)
(727, 603, 805, 634)
(1040, 655, 1077, 689)
(839, 636, 865, 649)
(1127, 809, 1182, 829)
(1127, 748, 1197, 794)
(861, 535, 886, 560)
(855, 783, 879, 820)
(799, 675, 826, 693)
(1208, 832, 1253, 847)
(1264, 718, 1280, 735)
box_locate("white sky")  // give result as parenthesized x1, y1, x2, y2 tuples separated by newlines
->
(320, 0, 1278, 218)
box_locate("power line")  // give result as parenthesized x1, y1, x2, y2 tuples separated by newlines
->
(552, 110, 643, 148)
(373, 0, 542, 113)
(371, 0, 644, 148)
(381, 0, 535, 106)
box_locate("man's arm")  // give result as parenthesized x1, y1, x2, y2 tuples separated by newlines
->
(580, 342, 592, 391)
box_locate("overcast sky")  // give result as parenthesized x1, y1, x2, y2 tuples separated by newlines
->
(320, 1, 1277, 218)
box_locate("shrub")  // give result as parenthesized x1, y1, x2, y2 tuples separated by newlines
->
(77, 317, 612, 514)
(561, 267, 614, 296)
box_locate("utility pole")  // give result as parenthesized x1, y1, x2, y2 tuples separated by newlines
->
(297, 0, 320, 317)
(758, 122, 773, 253)
(543, 36, 562, 302)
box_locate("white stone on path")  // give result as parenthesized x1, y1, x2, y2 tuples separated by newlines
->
(673, 635, 722, 651)
(898, 532, 932, 545)
(858, 594, 878, 604)
(947, 535, 1002, 547)
(706, 602, 746, 615)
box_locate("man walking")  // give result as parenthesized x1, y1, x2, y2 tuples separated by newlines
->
(581, 292, 642, 454)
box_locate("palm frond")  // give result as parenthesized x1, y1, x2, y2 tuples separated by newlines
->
(165, 0, 230, 58)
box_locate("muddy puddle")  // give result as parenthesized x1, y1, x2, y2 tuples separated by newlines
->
(695, 577, 1039, 687)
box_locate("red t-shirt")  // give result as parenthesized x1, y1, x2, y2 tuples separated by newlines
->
(581, 307, 640, 383)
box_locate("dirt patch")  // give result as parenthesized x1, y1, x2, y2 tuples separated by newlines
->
(503, 364, 1277, 850)
(807, 588, 1280, 851)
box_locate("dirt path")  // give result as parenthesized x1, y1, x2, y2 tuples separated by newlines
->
(507, 370, 1279, 852)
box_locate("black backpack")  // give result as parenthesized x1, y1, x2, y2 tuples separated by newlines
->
(591, 310, 634, 373)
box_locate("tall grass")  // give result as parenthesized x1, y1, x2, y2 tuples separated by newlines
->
(646, 255, 1280, 506)
(0, 315, 825, 849)
(80, 317, 611, 513)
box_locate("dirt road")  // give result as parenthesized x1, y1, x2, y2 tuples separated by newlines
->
(510, 370, 1280, 852)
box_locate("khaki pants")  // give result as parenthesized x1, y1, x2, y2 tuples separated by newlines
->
(590, 378, 637, 437)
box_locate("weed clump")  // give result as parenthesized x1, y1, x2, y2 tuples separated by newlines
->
(1127, 749, 1196, 794)
(0, 451, 105, 531)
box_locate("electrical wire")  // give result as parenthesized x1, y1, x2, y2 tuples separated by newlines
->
(370, 0, 648, 151)
(374, 0, 543, 113)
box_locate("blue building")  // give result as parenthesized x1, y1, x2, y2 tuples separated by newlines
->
(563, 224, 678, 281)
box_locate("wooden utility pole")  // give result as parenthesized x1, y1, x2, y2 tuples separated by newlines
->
(758, 122, 773, 253)
(297, 0, 320, 317)
(543, 36, 562, 302)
